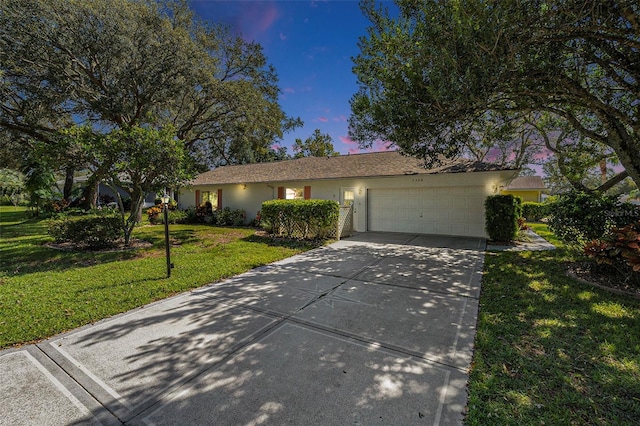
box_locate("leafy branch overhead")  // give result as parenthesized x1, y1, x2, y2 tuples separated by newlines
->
(0, 0, 299, 200)
(350, 0, 640, 187)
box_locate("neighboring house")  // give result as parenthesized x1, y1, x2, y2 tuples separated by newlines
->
(181, 151, 517, 238)
(501, 176, 547, 203)
(97, 184, 158, 208)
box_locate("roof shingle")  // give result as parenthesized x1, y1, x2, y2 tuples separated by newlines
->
(192, 151, 513, 185)
(505, 176, 547, 190)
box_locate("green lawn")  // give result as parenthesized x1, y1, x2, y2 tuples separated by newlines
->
(466, 223, 640, 425)
(0, 205, 315, 348)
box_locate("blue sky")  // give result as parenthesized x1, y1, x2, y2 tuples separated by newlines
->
(190, 0, 393, 155)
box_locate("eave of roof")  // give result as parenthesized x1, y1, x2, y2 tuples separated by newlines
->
(505, 176, 547, 190)
(191, 151, 516, 186)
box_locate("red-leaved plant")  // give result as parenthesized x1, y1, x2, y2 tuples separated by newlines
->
(584, 221, 640, 275)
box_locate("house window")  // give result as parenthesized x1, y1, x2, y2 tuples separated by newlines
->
(200, 190, 218, 209)
(343, 190, 355, 206)
(285, 188, 304, 200)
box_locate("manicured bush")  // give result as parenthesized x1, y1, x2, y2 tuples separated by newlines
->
(485, 194, 521, 242)
(522, 201, 549, 221)
(547, 191, 640, 248)
(48, 215, 122, 249)
(261, 199, 339, 240)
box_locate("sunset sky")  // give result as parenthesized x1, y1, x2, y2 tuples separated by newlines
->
(190, 0, 395, 155)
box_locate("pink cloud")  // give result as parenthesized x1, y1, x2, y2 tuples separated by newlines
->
(374, 140, 395, 151)
(348, 147, 360, 154)
(256, 4, 278, 32)
(279, 32, 287, 41)
(340, 135, 357, 145)
(283, 87, 295, 94)
(333, 115, 347, 122)
(317, 116, 328, 123)
(235, 3, 279, 42)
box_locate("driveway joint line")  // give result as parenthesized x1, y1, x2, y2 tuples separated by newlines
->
(283, 315, 469, 373)
(33, 343, 126, 425)
(340, 276, 481, 301)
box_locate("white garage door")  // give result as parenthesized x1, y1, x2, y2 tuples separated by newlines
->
(367, 186, 486, 237)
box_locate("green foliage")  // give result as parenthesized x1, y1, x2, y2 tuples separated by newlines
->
(292, 129, 339, 159)
(181, 205, 245, 226)
(547, 191, 640, 248)
(1, 0, 300, 209)
(584, 221, 640, 284)
(216, 207, 246, 226)
(485, 195, 521, 242)
(350, 0, 640, 187)
(468, 223, 640, 425)
(522, 202, 549, 222)
(1, 206, 314, 348)
(261, 199, 339, 240)
(0, 168, 25, 205)
(48, 215, 122, 250)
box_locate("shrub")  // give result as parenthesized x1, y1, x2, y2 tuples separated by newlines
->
(48, 215, 122, 249)
(147, 205, 163, 224)
(147, 206, 190, 225)
(168, 210, 188, 224)
(485, 194, 521, 242)
(548, 191, 640, 248)
(40, 199, 70, 216)
(216, 207, 246, 226)
(522, 201, 549, 221)
(261, 199, 339, 240)
(584, 221, 640, 284)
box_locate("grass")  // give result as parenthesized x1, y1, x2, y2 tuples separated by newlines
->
(466, 223, 640, 425)
(0, 205, 317, 349)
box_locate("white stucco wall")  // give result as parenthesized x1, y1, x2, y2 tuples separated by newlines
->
(179, 170, 515, 237)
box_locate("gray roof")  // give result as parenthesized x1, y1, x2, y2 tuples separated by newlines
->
(505, 176, 547, 190)
(192, 151, 513, 185)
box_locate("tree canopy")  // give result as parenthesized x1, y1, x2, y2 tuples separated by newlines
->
(0, 0, 299, 209)
(350, 0, 640, 187)
(292, 129, 340, 158)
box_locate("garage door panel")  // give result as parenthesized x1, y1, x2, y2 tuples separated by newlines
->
(368, 187, 486, 237)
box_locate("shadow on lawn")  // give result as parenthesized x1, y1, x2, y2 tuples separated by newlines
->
(242, 233, 324, 251)
(469, 249, 640, 424)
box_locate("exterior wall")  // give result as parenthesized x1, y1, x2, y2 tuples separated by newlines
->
(501, 189, 542, 203)
(180, 170, 515, 237)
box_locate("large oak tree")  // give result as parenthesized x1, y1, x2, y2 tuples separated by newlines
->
(350, 0, 640, 187)
(0, 0, 298, 213)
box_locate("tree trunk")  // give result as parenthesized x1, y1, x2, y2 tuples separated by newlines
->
(123, 193, 145, 247)
(63, 166, 75, 202)
(605, 120, 640, 190)
(80, 177, 100, 209)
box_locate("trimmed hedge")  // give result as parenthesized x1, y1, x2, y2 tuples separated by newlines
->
(485, 194, 521, 242)
(548, 190, 640, 248)
(261, 199, 339, 240)
(48, 215, 122, 249)
(522, 201, 548, 222)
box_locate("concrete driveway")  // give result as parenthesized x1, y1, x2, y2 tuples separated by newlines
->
(1, 232, 485, 426)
